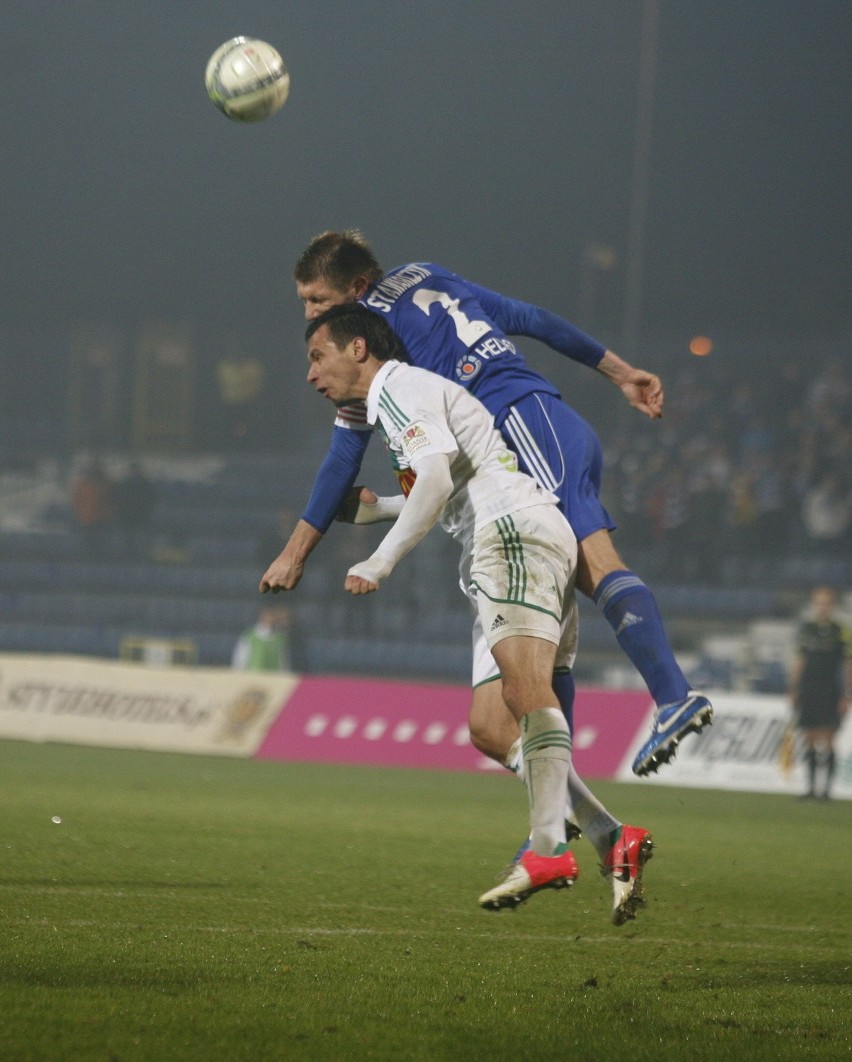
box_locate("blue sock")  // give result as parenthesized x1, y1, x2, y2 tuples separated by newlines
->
(553, 670, 575, 734)
(593, 571, 689, 708)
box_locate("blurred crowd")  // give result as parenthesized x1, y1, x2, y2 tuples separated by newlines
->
(601, 354, 850, 580)
(71, 458, 156, 560)
(60, 351, 849, 589)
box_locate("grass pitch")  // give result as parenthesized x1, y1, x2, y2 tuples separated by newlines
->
(1, 740, 848, 1061)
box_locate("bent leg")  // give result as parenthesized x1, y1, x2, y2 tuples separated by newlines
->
(469, 676, 574, 764)
(491, 634, 559, 722)
(469, 680, 521, 764)
(580, 528, 691, 709)
(469, 673, 621, 854)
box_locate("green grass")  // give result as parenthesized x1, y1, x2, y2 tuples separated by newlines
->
(1, 741, 849, 1061)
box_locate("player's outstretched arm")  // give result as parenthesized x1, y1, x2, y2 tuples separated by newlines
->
(466, 281, 664, 418)
(260, 519, 323, 593)
(344, 455, 452, 595)
(259, 425, 370, 592)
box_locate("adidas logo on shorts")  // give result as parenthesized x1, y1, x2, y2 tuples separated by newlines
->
(490, 614, 507, 632)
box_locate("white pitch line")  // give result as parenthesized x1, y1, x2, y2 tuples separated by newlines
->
(7, 918, 847, 954)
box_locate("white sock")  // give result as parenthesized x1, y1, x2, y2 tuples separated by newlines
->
(566, 766, 621, 859)
(521, 707, 572, 855)
(504, 737, 524, 779)
(508, 737, 614, 848)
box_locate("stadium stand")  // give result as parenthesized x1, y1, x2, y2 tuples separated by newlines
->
(1, 445, 845, 691)
(0, 345, 848, 687)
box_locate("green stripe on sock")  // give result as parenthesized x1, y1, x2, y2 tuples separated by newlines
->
(523, 732, 573, 754)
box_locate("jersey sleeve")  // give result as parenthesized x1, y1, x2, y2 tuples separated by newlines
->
(399, 418, 458, 468)
(462, 279, 606, 368)
(300, 424, 371, 533)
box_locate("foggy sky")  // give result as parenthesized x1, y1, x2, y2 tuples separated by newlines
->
(3, 0, 851, 356)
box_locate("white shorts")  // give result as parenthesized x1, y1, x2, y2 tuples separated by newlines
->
(464, 504, 579, 685)
(470, 607, 579, 687)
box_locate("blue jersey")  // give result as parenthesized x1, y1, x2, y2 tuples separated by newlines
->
(360, 263, 603, 421)
(301, 263, 607, 532)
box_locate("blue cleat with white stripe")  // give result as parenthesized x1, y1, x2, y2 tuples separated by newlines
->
(631, 692, 713, 777)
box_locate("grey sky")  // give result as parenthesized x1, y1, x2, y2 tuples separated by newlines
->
(3, 0, 851, 357)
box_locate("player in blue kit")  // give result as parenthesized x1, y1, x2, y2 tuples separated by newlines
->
(261, 230, 713, 777)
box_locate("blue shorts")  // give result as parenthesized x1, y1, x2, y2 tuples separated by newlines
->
(497, 392, 615, 541)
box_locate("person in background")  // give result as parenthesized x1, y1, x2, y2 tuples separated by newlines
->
(788, 586, 850, 800)
(112, 460, 156, 559)
(800, 471, 851, 560)
(232, 607, 295, 672)
(71, 457, 113, 559)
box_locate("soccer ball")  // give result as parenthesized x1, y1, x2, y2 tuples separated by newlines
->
(205, 37, 290, 122)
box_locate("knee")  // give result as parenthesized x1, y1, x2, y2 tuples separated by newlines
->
(468, 707, 515, 763)
(498, 676, 524, 719)
(468, 686, 523, 763)
(499, 676, 553, 720)
(577, 531, 624, 596)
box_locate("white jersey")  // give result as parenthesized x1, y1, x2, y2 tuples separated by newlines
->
(365, 361, 558, 544)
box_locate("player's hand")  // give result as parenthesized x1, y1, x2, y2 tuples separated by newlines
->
(345, 554, 391, 593)
(259, 548, 304, 593)
(335, 485, 379, 523)
(344, 573, 379, 595)
(620, 369, 664, 419)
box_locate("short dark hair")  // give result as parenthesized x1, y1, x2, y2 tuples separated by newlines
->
(294, 230, 383, 289)
(305, 304, 407, 363)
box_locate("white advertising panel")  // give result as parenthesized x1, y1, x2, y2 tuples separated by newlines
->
(0, 654, 296, 757)
(617, 691, 851, 799)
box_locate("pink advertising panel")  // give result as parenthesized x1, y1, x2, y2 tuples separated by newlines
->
(255, 675, 653, 777)
(570, 687, 655, 777)
(256, 676, 480, 771)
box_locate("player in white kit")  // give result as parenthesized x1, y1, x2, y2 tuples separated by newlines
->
(272, 303, 651, 914)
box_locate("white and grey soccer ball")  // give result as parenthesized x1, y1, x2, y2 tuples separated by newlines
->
(205, 37, 290, 122)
